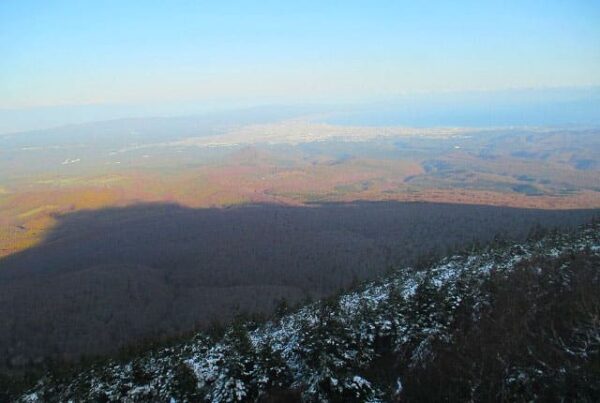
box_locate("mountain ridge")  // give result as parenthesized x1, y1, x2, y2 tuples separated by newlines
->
(14, 220, 600, 402)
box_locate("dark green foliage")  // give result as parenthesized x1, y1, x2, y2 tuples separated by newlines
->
(92, 391, 109, 403)
(256, 342, 292, 391)
(206, 318, 227, 340)
(274, 298, 290, 318)
(171, 362, 201, 401)
(130, 362, 152, 385)
(258, 388, 302, 402)
(227, 320, 254, 356)
(413, 252, 440, 271)
(399, 250, 600, 402)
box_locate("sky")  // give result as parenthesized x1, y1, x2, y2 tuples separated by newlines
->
(1, 0, 599, 131)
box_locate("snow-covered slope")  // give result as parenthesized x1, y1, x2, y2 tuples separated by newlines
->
(20, 222, 600, 402)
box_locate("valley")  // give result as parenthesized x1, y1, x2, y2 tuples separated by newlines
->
(1, 121, 599, 259)
(1, 117, 599, 376)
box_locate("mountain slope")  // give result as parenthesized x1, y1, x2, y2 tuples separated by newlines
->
(18, 222, 600, 402)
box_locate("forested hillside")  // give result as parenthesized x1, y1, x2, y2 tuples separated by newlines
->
(11, 220, 600, 402)
(1, 202, 597, 369)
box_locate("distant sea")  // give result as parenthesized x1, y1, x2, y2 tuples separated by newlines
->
(324, 88, 600, 127)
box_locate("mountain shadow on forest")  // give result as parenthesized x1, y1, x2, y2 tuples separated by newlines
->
(0, 201, 598, 369)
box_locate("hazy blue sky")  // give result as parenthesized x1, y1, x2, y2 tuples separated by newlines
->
(2, 1, 599, 108)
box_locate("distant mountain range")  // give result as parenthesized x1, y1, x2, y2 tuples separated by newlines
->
(2, 87, 600, 135)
